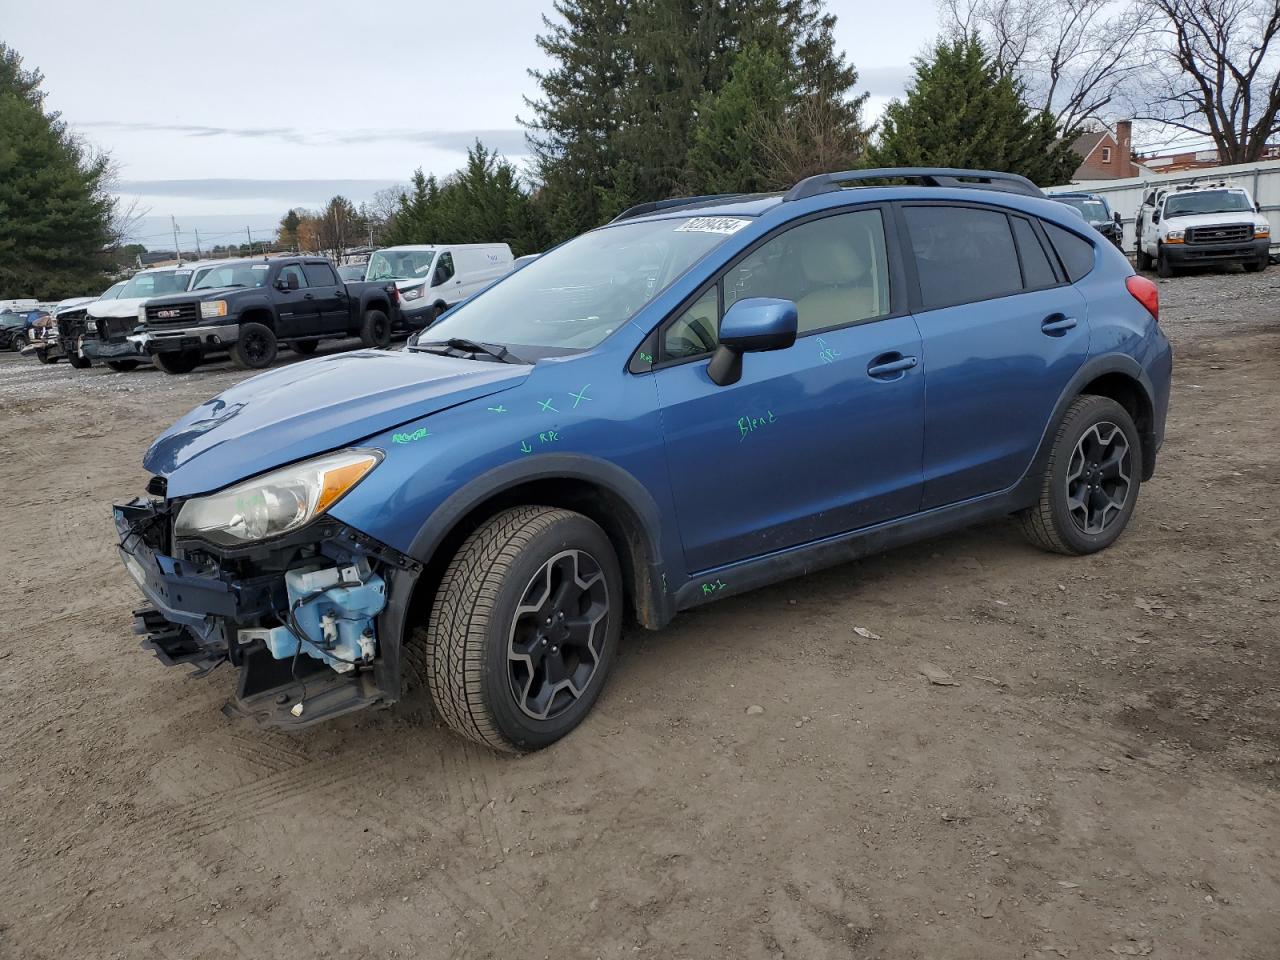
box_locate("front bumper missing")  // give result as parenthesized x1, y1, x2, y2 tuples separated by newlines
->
(114, 496, 421, 728)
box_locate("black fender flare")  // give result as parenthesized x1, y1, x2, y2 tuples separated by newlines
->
(1026, 352, 1158, 484)
(405, 453, 674, 625)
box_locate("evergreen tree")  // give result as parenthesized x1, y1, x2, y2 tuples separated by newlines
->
(523, 0, 633, 240)
(870, 35, 1081, 186)
(0, 44, 115, 298)
(278, 208, 301, 249)
(685, 45, 793, 195)
(525, 0, 868, 241)
(381, 143, 544, 256)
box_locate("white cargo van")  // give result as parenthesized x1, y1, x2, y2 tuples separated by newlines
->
(365, 243, 514, 327)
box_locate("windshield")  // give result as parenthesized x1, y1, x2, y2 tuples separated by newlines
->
(118, 269, 193, 299)
(422, 216, 746, 353)
(367, 249, 435, 281)
(101, 282, 126, 300)
(193, 262, 271, 290)
(1059, 197, 1109, 221)
(1165, 190, 1254, 218)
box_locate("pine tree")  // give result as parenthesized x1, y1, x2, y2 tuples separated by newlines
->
(278, 209, 302, 249)
(685, 45, 793, 195)
(0, 44, 116, 299)
(871, 36, 1080, 186)
(523, 0, 633, 240)
(525, 0, 868, 241)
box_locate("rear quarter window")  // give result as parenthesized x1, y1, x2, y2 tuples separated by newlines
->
(1010, 216, 1060, 289)
(1042, 222, 1096, 282)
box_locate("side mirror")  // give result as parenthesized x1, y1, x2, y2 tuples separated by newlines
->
(275, 274, 299, 291)
(1152, 209, 1161, 224)
(707, 297, 798, 387)
(1114, 212, 1123, 226)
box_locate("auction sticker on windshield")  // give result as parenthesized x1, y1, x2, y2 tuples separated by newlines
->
(676, 217, 751, 235)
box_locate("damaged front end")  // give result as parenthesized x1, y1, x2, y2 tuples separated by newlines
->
(114, 481, 420, 727)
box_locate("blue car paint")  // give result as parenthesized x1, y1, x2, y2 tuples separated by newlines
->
(145, 185, 1172, 615)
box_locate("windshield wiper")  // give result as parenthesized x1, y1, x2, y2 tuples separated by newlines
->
(414, 337, 527, 364)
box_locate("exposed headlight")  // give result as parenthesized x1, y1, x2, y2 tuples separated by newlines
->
(1164, 229, 1184, 243)
(201, 300, 228, 319)
(174, 448, 382, 546)
(1256, 224, 1270, 238)
(401, 285, 425, 301)
(137, 305, 147, 322)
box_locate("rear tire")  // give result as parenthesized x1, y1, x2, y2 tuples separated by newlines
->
(230, 322, 278, 370)
(414, 506, 623, 752)
(1019, 395, 1143, 556)
(106, 359, 139, 372)
(289, 339, 319, 355)
(152, 348, 203, 375)
(360, 309, 391, 349)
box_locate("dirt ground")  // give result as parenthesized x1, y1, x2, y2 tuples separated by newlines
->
(2, 269, 1278, 960)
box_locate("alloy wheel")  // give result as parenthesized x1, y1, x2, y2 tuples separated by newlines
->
(507, 549, 610, 721)
(1065, 421, 1132, 535)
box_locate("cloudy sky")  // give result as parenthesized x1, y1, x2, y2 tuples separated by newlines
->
(2, 0, 931, 248)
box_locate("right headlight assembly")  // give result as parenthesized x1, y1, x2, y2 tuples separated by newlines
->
(174, 448, 382, 546)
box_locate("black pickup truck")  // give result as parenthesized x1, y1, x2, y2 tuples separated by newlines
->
(142, 257, 400, 374)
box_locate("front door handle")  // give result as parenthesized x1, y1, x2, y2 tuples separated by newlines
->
(867, 354, 919, 379)
(303, 293, 314, 300)
(1041, 314, 1077, 335)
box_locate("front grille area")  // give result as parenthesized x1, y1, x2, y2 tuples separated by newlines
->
(146, 302, 199, 325)
(99, 316, 135, 340)
(56, 310, 86, 341)
(1187, 223, 1252, 244)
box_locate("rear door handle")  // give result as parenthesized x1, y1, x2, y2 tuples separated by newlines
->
(1041, 314, 1077, 334)
(867, 354, 919, 379)
(303, 293, 314, 300)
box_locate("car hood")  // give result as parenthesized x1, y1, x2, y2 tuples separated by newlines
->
(90, 296, 152, 319)
(1164, 210, 1263, 227)
(145, 349, 530, 497)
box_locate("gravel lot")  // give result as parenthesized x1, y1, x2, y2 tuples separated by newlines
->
(2, 268, 1278, 959)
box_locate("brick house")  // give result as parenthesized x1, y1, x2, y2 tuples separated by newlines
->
(1069, 121, 1146, 180)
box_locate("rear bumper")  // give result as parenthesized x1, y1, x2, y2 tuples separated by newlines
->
(147, 323, 238, 352)
(1165, 238, 1268, 265)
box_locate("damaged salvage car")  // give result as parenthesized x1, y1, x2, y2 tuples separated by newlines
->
(116, 167, 1172, 752)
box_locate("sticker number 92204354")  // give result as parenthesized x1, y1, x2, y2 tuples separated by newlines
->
(675, 217, 751, 235)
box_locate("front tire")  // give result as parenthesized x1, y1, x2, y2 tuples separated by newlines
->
(68, 353, 91, 369)
(416, 506, 623, 752)
(1136, 247, 1153, 272)
(106, 359, 139, 372)
(230, 322, 278, 370)
(11, 334, 27, 352)
(360, 309, 391, 349)
(1020, 395, 1143, 556)
(1243, 254, 1268, 273)
(36, 349, 56, 364)
(152, 348, 203, 375)
(1156, 245, 1176, 278)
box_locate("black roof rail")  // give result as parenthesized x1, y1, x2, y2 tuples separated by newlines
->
(784, 167, 1045, 201)
(611, 193, 750, 223)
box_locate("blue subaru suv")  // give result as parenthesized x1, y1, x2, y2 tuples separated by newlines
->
(114, 168, 1172, 751)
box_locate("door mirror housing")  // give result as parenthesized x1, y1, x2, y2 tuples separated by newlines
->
(1152, 209, 1161, 224)
(707, 297, 798, 387)
(275, 273, 299, 291)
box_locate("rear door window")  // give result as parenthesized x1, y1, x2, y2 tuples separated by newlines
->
(902, 206, 1022, 310)
(303, 262, 339, 287)
(1042, 222, 1096, 282)
(1010, 216, 1060, 289)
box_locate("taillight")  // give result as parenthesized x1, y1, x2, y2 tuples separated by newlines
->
(1125, 274, 1159, 322)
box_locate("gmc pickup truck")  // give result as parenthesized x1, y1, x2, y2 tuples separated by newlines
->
(142, 257, 400, 374)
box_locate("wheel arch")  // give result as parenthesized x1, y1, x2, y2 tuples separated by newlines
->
(404, 455, 670, 635)
(1033, 354, 1158, 483)
(238, 307, 276, 331)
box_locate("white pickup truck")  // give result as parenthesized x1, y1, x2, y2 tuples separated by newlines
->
(1135, 181, 1271, 277)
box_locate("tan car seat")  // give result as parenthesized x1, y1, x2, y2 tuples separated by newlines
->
(794, 232, 880, 332)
